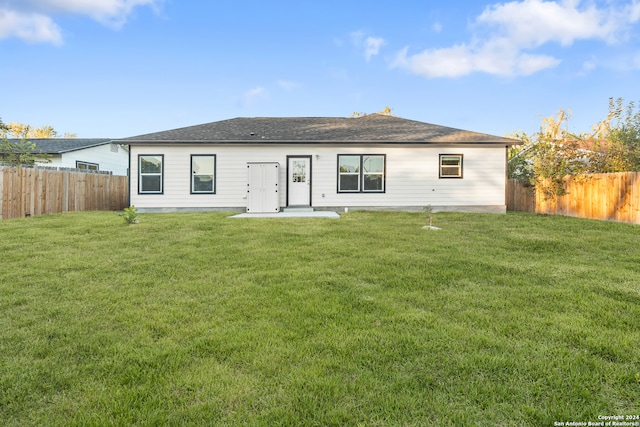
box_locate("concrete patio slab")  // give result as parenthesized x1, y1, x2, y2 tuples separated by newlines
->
(229, 211, 340, 219)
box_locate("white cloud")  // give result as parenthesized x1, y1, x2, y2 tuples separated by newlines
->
(29, 0, 162, 27)
(631, 2, 640, 22)
(0, 0, 162, 44)
(393, 45, 471, 78)
(392, 0, 640, 78)
(350, 30, 386, 61)
(476, 0, 614, 46)
(364, 36, 386, 61)
(242, 87, 268, 107)
(392, 42, 560, 78)
(0, 7, 62, 44)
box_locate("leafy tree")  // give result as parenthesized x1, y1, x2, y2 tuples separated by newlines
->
(0, 121, 77, 138)
(0, 136, 51, 166)
(509, 99, 640, 204)
(587, 97, 640, 172)
(507, 134, 534, 184)
(0, 118, 54, 166)
(509, 110, 588, 200)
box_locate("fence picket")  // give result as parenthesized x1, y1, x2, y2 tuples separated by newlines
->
(508, 172, 640, 224)
(0, 166, 128, 220)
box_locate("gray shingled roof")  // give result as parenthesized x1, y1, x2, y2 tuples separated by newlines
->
(5, 138, 112, 154)
(118, 114, 519, 145)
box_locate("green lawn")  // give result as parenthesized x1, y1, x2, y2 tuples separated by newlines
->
(1, 211, 638, 426)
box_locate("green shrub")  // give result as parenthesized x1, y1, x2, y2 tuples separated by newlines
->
(119, 205, 139, 224)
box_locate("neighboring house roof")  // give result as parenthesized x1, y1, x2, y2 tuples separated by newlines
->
(5, 138, 113, 154)
(118, 114, 521, 145)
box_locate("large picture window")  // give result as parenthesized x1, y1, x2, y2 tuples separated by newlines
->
(439, 154, 463, 178)
(338, 154, 385, 193)
(139, 155, 163, 194)
(191, 155, 216, 194)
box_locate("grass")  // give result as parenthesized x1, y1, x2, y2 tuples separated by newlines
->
(0, 210, 639, 426)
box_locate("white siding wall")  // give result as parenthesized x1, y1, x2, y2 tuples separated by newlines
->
(37, 144, 129, 176)
(130, 144, 507, 211)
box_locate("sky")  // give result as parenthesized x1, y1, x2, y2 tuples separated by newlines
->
(1, 0, 640, 139)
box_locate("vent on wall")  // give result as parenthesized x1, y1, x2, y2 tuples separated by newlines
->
(110, 144, 119, 153)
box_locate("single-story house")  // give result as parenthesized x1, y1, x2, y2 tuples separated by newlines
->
(4, 138, 129, 176)
(118, 114, 520, 213)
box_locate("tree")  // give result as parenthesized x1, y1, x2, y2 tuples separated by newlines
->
(0, 136, 51, 166)
(587, 97, 640, 172)
(507, 130, 536, 184)
(509, 109, 588, 201)
(0, 121, 77, 139)
(0, 118, 54, 166)
(509, 99, 640, 203)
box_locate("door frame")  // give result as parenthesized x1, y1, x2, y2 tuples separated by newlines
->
(286, 155, 312, 207)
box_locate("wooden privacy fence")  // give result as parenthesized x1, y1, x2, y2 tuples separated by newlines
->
(0, 166, 129, 220)
(507, 172, 640, 224)
(506, 179, 536, 213)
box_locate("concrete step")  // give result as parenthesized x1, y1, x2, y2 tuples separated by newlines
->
(283, 207, 314, 213)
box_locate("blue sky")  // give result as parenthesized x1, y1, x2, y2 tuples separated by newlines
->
(1, 0, 639, 138)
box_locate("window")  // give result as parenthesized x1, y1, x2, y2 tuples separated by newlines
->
(439, 154, 463, 178)
(338, 155, 360, 192)
(76, 161, 99, 171)
(363, 155, 385, 191)
(139, 155, 163, 194)
(338, 154, 385, 193)
(291, 160, 306, 183)
(191, 155, 216, 194)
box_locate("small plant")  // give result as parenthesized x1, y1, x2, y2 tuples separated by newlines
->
(120, 205, 139, 224)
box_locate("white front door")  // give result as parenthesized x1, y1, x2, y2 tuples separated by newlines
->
(288, 157, 311, 206)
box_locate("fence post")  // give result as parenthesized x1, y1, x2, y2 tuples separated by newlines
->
(62, 171, 69, 213)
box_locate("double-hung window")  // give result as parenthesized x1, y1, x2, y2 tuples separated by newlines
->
(191, 155, 216, 194)
(338, 154, 385, 193)
(439, 154, 463, 178)
(139, 155, 163, 194)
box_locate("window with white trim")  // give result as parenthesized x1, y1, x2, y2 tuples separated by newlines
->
(139, 155, 163, 194)
(191, 155, 216, 194)
(76, 161, 98, 171)
(338, 154, 385, 193)
(439, 154, 463, 178)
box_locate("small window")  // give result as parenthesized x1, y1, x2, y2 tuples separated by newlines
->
(139, 155, 163, 194)
(338, 154, 385, 193)
(291, 160, 307, 183)
(440, 154, 463, 178)
(191, 155, 216, 194)
(76, 161, 99, 171)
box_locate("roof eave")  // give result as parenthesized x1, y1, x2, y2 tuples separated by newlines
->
(119, 139, 514, 145)
(54, 141, 114, 153)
